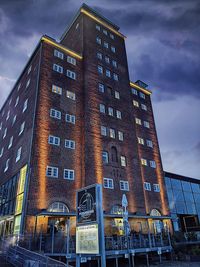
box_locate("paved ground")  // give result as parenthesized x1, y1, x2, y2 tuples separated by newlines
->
(135, 261, 200, 267)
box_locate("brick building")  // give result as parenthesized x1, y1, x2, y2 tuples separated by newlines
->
(0, 4, 170, 237)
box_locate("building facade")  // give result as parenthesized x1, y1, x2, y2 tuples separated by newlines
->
(165, 171, 200, 233)
(0, 4, 170, 237)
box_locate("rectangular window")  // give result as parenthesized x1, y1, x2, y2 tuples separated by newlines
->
(26, 79, 30, 88)
(8, 136, 13, 149)
(120, 181, 129, 191)
(0, 122, 2, 130)
(53, 64, 63, 73)
(23, 99, 28, 113)
(135, 118, 142, 125)
(109, 128, 115, 138)
(0, 147, 4, 158)
(64, 169, 74, 180)
(112, 60, 117, 68)
(113, 73, 118, 81)
(111, 46, 116, 53)
(120, 156, 127, 167)
(96, 25, 101, 31)
(102, 151, 109, 164)
(27, 65, 32, 74)
(66, 114, 76, 124)
(131, 88, 138, 95)
(3, 128, 7, 139)
(133, 100, 139, 107)
(101, 126, 107, 136)
(100, 104, 106, 113)
(104, 42, 109, 49)
(16, 147, 22, 162)
(141, 104, 147, 111)
(67, 56, 76, 65)
(146, 140, 153, 148)
(65, 139, 75, 149)
(108, 107, 114, 116)
(138, 137, 144, 145)
(116, 110, 122, 119)
(144, 182, 151, 191)
(118, 131, 124, 141)
(54, 49, 64, 59)
(106, 69, 111, 78)
(46, 166, 58, 178)
(144, 121, 150, 128)
(50, 108, 61, 119)
(4, 159, 10, 172)
(139, 92, 145, 99)
(6, 110, 10, 121)
(104, 178, 114, 189)
(150, 160, 156, 168)
(110, 33, 114, 39)
(98, 83, 105, 93)
(15, 97, 19, 107)
(19, 122, 25, 135)
(96, 36, 101, 45)
(141, 158, 148, 166)
(103, 29, 108, 35)
(105, 56, 110, 64)
(48, 135, 60, 146)
(66, 70, 76, 80)
(66, 90, 76, 100)
(153, 184, 160, 192)
(97, 52, 103, 60)
(52, 84, 62, 95)
(98, 65, 103, 74)
(114, 91, 120, 99)
(17, 83, 21, 91)
(12, 115, 17, 125)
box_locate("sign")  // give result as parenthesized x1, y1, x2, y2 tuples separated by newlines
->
(80, 257, 87, 263)
(77, 185, 97, 224)
(76, 224, 99, 254)
(122, 194, 128, 208)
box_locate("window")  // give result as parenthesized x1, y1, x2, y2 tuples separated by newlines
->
(46, 166, 58, 178)
(101, 126, 107, 136)
(120, 181, 129, 191)
(0, 122, 2, 130)
(23, 99, 28, 112)
(66, 90, 76, 100)
(15, 97, 19, 107)
(144, 121, 150, 128)
(102, 151, 109, 164)
(64, 169, 74, 180)
(104, 42, 109, 49)
(50, 108, 61, 119)
(12, 115, 17, 125)
(27, 65, 32, 74)
(115, 91, 120, 99)
(26, 79, 30, 88)
(109, 128, 115, 138)
(107, 86, 113, 96)
(100, 104, 106, 113)
(48, 135, 60, 146)
(150, 160, 156, 168)
(111, 146, 118, 162)
(54, 49, 64, 59)
(65, 139, 75, 149)
(141, 158, 148, 166)
(97, 52, 103, 60)
(131, 88, 138, 95)
(9, 98, 12, 105)
(116, 110, 122, 119)
(106, 69, 111, 78)
(144, 182, 151, 191)
(16, 147, 22, 162)
(120, 156, 126, 167)
(111, 46, 116, 53)
(19, 122, 25, 135)
(66, 70, 76, 80)
(0, 147, 3, 158)
(108, 107, 114, 116)
(103, 29, 108, 35)
(96, 24, 100, 31)
(104, 178, 114, 189)
(17, 83, 21, 91)
(48, 202, 69, 213)
(66, 114, 76, 124)
(96, 37, 101, 45)
(141, 104, 147, 111)
(138, 137, 144, 145)
(139, 92, 145, 99)
(146, 140, 153, 148)
(118, 131, 124, 141)
(53, 64, 63, 73)
(4, 159, 10, 172)
(98, 65, 103, 74)
(52, 84, 62, 95)
(6, 110, 10, 121)
(153, 184, 160, 192)
(3, 128, 7, 139)
(135, 118, 142, 125)
(8, 136, 13, 149)
(98, 83, 105, 93)
(113, 73, 118, 81)
(133, 100, 139, 107)
(110, 33, 114, 39)
(67, 56, 76, 65)
(105, 56, 110, 64)
(112, 60, 117, 68)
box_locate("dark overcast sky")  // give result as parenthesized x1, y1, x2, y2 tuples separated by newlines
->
(0, 0, 200, 179)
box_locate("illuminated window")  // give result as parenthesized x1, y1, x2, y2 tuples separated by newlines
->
(104, 42, 109, 49)
(111, 46, 116, 53)
(105, 56, 110, 64)
(98, 83, 105, 93)
(0, 147, 3, 158)
(112, 60, 117, 68)
(102, 151, 109, 164)
(108, 107, 114, 116)
(67, 56, 76, 65)
(3, 128, 7, 139)
(144, 121, 150, 128)
(48, 202, 69, 213)
(153, 184, 160, 192)
(12, 115, 17, 125)
(138, 137, 144, 145)
(97, 52, 103, 60)
(66, 114, 76, 124)
(50, 108, 61, 120)
(113, 73, 118, 81)
(115, 91, 120, 99)
(144, 182, 151, 191)
(52, 84, 62, 95)
(66, 70, 76, 80)
(139, 92, 145, 99)
(6, 110, 10, 121)
(4, 158, 10, 172)
(98, 65, 103, 74)
(16, 147, 22, 162)
(100, 104, 106, 113)
(106, 69, 111, 78)
(141, 104, 147, 111)
(54, 49, 64, 59)
(27, 65, 32, 75)
(118, 131, 124, 141)
(103, 29, 108, 35)
(19, 122, 25, 135)
(96, 24, 101, 31)
(116, 110, 122, 119)
(120, 156, 126, 167)
(146, 140, 153, 148)
(135, 118, 142, 125)
(141, 158, 148, 166)
(120, 181, 129, 191)
(133, 100, 139, 107)
(96, 36, 101, 45)
(109, 128, 115, 138)
(150, 160, 156, 168)
(65, 139, 75, 149)
(110, 33, 114, 39)
(53, 64, 63, 73)
(101, 126, 107, 136)
(64, 169, 74, 180)
(15, 97, 19, 107)
(104, 178, 114, 189)
(66, 90, 76, 100)
(8, 136, 13, 149)
(23, 99, 28, 113)
(48, 135, 60, 146)
(131, 88, 138, 95)
(46, 166, 58, 178)
(26, 79, 30, 88)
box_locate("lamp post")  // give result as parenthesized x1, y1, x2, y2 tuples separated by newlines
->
(122, 194, 131, 266)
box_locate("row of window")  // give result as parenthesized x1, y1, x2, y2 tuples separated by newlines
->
(0, 121, 25, 146)
(46, 166, 74, 180)
(96, 37, 116, 53)
(101, 126, 124, 141)
(48, 135, 75, 149)
(135, 118, 150, 128)
(141, 158, 157, 168)
(133, 100, 147, 111)
(97, 65, 119, 81)
(3, 147, 22, 173)
(98, 83, 120, 99)
(52, 84, 76, 100)
(131, 88, 146, 99)
(96, 24, 115, 40)
(144, 182, 160, 192)
(54, 49, 76, 65)
(102, 151, 126, 166)
(100, 104, 121, 119)
(97, 52, 117, 68)
(138, 138, 153, 148)
(53, 64, 76, 80)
